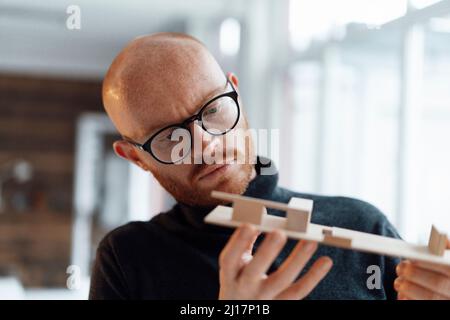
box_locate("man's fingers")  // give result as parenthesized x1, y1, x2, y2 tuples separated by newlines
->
(264, 240, 318, 295)
(394, 277, 448, 300)
(239, 230, 287, 281)
(396, 261, 450, 298)
(219, 224, 259, 281)
(275, 256, 333, 300)
(240, 229, 261, 266)
(408, 260, 450, 278)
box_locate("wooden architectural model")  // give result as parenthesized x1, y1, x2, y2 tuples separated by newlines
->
(428, 225, 448, 256)
(206, 191, 450, 266)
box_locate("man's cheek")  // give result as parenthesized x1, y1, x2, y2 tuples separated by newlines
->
(173, 166, 193, 183)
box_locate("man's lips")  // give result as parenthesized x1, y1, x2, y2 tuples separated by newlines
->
(196, 164, 229, 181)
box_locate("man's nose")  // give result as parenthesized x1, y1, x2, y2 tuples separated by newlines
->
(189, 121, 219, 163)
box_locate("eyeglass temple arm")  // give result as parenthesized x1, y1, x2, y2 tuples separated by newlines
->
(121, 137, 144, 149)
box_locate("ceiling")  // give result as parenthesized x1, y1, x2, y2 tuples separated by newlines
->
(0, 0, 244, 79)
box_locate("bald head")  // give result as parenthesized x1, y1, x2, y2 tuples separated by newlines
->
(103, 33, 254, 207)
(103, 32, 226, 142)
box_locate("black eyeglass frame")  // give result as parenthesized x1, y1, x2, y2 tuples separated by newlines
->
(126, 79, 240, 164)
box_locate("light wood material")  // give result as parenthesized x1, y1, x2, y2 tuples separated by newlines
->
(286, 198, 312, 232)
(212, 190, 295, 212)
(205, 203, 450, 266)
(232, 199, 266, 224)
(428, 225, 447, 256)
(323, 234, 353, 248)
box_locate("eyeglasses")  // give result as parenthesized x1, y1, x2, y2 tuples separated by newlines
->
(127, 79, 240, 164)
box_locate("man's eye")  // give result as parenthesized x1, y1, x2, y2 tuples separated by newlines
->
(205, 106, 219, 115)
(157, 131, 175, 142)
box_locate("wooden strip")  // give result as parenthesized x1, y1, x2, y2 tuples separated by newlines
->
(0, 118, 73, 138)
(205, 205, 450, 266)
(0, 151, 73, 174)
(212, 190, 292, 212)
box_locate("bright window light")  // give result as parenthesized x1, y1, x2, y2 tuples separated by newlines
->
(410, 0, 442, 9)
(289, 0, 408, 50)
(429, 17, 450, 33)
(220, 17, 241, 56)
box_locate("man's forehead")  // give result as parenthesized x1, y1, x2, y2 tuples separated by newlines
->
(103, 33, 228, 142)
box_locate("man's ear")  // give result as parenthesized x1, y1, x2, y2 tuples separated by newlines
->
(113, 140, 149, 171)
(227, 72, 239, 88)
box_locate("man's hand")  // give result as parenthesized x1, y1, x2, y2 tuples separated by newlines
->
(395, 239, 450, 300)
(218, 223, 333, 300)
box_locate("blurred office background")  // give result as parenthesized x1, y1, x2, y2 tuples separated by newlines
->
(0, 0, 449, 299)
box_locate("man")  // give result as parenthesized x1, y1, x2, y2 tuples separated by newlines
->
(89, 32, 450, 300)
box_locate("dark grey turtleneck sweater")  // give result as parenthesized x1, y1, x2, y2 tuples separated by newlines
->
(89, 159, 401, 300)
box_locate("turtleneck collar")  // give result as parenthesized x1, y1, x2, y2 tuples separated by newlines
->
(174, 156, 279, 230)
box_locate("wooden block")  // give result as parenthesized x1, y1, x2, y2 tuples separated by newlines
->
(232, 199, 266, 225)
(321, 227, 352, 248)
(323, 234, 352, 249)
(428, 225, 447, 256)
(286, 198, 312, 232)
